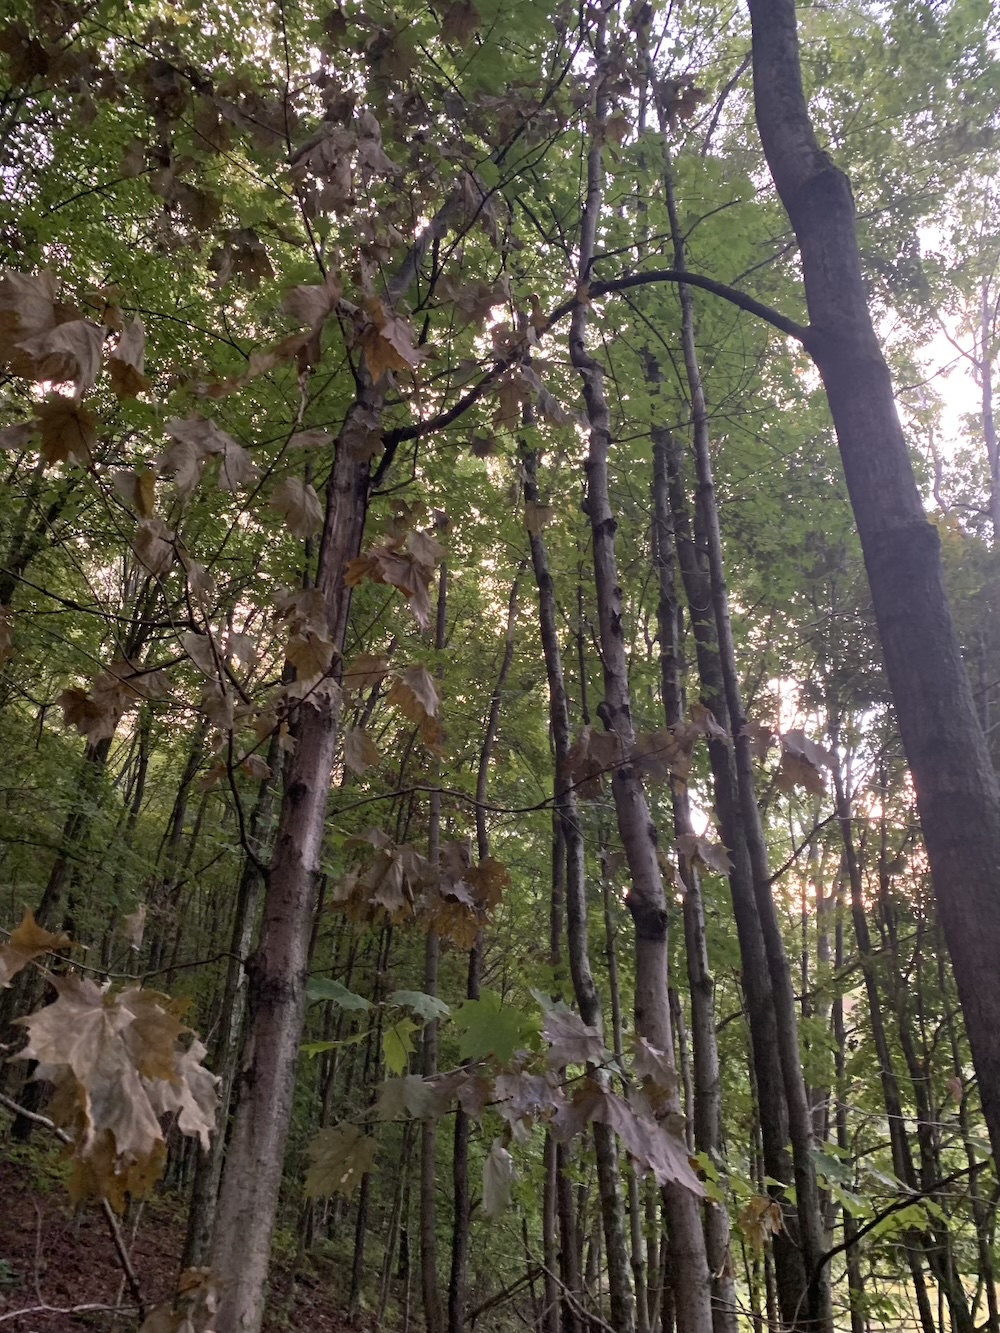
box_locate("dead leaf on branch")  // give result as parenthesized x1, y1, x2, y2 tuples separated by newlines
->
(359, 297, 426, 381)
(35, 394, 97, 465)
(17, 317, 105, 397)
(304, 1122, 376, 1199)
(16, 976, 218, 1210)
(112, 467, 156, 517)
(775, 728, 836, 796)
(108, 317, 150, 399)
(133, 516, 175, 578)
(483, 1138, 516, 1220)
(270, 476, 324, 539)
(739, 1195, 784, 1253)
(675, 832, 733, 877)
(0, 910, 73, 986)
(138, 1268, 217, 1333)
(541, 1004, 610, 1069)
(343, 726, 380, 776)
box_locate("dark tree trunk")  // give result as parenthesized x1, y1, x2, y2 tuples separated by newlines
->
(749, 0, 1000, 1166)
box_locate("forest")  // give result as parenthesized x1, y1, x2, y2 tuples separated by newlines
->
(2, 0, 1000, 1329)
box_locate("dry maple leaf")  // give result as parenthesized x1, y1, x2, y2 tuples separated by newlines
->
(108, 317, 150, 398)
(17, 317, 105, 396)
(0, 909, 72, 986)
(133, 517, 176, 577)
(343, 726, 380, 775)
(17, 976, 217, 1210)
(304, 1123, 377, 1199)
(35, 394, 97, 465)
(270, 476, 324, 538)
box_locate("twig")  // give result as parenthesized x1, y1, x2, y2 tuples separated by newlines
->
(0, 1091, 146, 1318)
(0, 1303, 139, 1325)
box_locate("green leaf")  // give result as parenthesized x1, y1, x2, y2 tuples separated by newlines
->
(306, 976, 373, 1010)
(387, 989, 451, 1023)
(304, 1123, 377, 1199)
(383, 1017, 418, 1075)
(452, 990, 532, 1064)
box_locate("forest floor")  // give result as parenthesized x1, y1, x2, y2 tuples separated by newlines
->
(0, 1146, 354, 1332)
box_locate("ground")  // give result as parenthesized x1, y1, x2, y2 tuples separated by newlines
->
(0, 1146, 353, 1332)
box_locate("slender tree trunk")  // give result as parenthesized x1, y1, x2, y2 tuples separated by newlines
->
(212, 195, 463, 1331)
(183, 730, 284, 1266)
(749, 0, 1000, 1168)
(571, 70, 712, 1321)
(449, 574, 519, 1333)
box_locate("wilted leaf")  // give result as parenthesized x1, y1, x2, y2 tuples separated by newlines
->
(112, 468, 156, 517)
(542, 1003, 610, 1069)
(0, 910, 73, 986)
(271, 476, 324, 539)
(739, 1195, 784, 1253)
(217, 438, 260, 491)
(282, 271, 343, 328)
(482, 1138, 515, 1220)
(17, 977, 217, 1209)
(108, 318, 150, 398)
(342, 653, 390, 692)
(133, 517, 175, 577)
(304, 1122, 376, 1199)
(675, 832, 732, 876)
(182, 630, 218, 676)
(17, 318, 105, 396)
(35, 394, 97, 465)
(0, 421, 37, 450)
(525, 500, 555, 535)
(376, 1074, 444, 1121)
(343, 726, 380, 776)
(386, 665, 440, 723)
(631, 1035, 677, 1091)
(121, 905, 147, 952)
(288, 428, 332, 450)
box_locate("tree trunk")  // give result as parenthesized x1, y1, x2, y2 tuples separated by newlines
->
(749, 0, 1000, 1168)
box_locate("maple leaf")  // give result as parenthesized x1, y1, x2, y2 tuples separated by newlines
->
(541, 1003, 610, 1068)
(112, 468, 156, 517)
(775, 729, 836, 796)
(217, 438, 260, 491)
(343, 726, 380, 775)
(388, 989, 451, 1023)
(342, 653, 390, 692)
(270, 476, 324, 538)
(133, 517, 175, 577)
(0, 270, 60, 373)
(17, 318, 105, 396)
(288, 428, 332, 450)
(0, 421, 37, 451)
(57, 683, 123, 744)
(16, 977, 217, 1209)
(108, 317, 150, 398)
(565, 726, 626, 798)
(304, 1123, 376, 1199)
(631, 1035, 677, 1092)
(286, 628, 336, 683)
(376, 1074, 444, 1121)
(35, 394, 97, 465)
(525, 499, 555, 535)
(675, 832, 733, 877)
(739, 1195, 784, 1253)
(282, 271, 343, 328)
(0, 910, 73, 986)
(201, 681, 235, 731)
(494, 1070, 564, 1131)
(452, 990, 532, 1065)
(360, 298, 426, 380)
(182, 629, 219, 676)
(386, 665, 440, 723)
(483, 1138, 516, 1220)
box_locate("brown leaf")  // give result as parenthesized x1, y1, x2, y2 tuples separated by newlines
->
(0, 910, 73, 987)
(121, 905, 147, 952)
(270, 476, 324, 538)
(17, 318, 105, 396)
(108, 317, 150, 398)
(112, 468, 156, 517)
(133, 517, 175, 577)
(217, 438, 260, 491)
(440, 0, 481, 42)
(675, 832, 733, 877)
(16, 977, 217, 1209)
(525, 499, 555, 535)
(344, 726, 380, 776)
(0, 421, 37, 450)
(543, 1005, 610, 1069)
(282, 271, 343, 328)
(386, 665, 440, 723)
(286, 628, 336, 684)
(182, 629, 218, 676)
(739, 1195, 784, 1253)
(57, 684, 122, 744)
(35, 394, 97, 465)
(342, 653, 390, 692)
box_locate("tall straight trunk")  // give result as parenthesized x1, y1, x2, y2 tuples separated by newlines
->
(449, 574, 519, 1333)
(659, 424, 811, 1328)
(523, 448, 633, 1333)
(832, 884, 865, 1333)
(182, 729, 284, 1267)
(212, 198, 462, 1332)
(658, 146, 830, 1332)
(651, 437, 736, 1333)
(421, 565, 448, 1333)
(979, 279, 1000, 547)
(749, 0, 1000, 1168)
(828, 718, 936, 1333)
(571, 34, 712, 1325)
